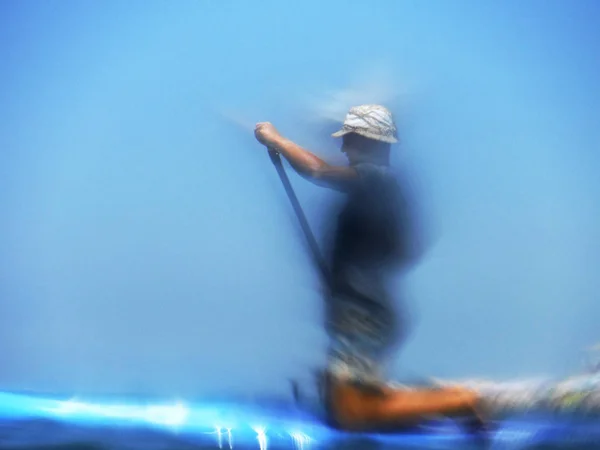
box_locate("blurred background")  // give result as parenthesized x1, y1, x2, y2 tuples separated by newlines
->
(1, 0, 599, 402)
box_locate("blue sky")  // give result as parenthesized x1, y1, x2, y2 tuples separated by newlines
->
(1, 0, 599, 400)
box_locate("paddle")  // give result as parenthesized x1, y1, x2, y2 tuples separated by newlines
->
(266, 148, 331, 291)
(218, 107, 333, 291)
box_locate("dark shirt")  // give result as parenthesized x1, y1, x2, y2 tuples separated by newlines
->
(330, 162, 409, 301)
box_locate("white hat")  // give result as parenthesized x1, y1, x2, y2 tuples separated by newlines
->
(331, 104, 398, 144)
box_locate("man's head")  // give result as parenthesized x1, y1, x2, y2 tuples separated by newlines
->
(332, 104, 397, 165)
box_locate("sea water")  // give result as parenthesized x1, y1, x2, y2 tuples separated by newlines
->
(1, 391, 600, 450)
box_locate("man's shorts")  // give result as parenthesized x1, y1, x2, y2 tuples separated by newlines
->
(325, 290, 398, 385)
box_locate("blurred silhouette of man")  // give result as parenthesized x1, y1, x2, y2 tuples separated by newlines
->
(255, 105, 484, 432)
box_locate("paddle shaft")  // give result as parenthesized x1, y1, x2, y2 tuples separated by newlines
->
(267, 149, 332, 289)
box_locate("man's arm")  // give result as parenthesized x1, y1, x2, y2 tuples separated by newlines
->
(256, 123, 358, 191)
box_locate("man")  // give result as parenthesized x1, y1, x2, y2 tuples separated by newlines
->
(255, 105, 484, 432)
